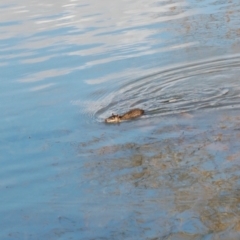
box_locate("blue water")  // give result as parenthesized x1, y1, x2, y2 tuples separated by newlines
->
(1, 0, 240, 239)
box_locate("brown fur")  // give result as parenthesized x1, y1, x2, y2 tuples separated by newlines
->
(105, 108, 144, 123)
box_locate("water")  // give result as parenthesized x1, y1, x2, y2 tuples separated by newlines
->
(1, 0, 240, 239)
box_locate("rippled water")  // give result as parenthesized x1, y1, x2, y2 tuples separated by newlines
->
(1, 0, 240, 239)
(94, 55, 240, 122)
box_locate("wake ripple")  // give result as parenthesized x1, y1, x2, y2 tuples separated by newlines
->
(82, 54, 240, 122)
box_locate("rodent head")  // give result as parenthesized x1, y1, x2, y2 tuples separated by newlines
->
(105, 114, 121, 123)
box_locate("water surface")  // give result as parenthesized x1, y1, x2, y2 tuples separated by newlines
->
(1, 0, 240, 239)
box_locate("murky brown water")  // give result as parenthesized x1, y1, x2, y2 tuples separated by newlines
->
(79, 110, 240, 239)
(1, 0, 240, 239)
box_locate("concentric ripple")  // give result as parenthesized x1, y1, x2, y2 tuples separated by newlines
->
(83, 54, 240, 122)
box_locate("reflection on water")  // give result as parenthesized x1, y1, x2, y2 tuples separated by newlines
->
(1, 0, 240, 239)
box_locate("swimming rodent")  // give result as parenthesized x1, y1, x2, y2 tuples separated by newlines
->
(105, 108, 144, 123)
